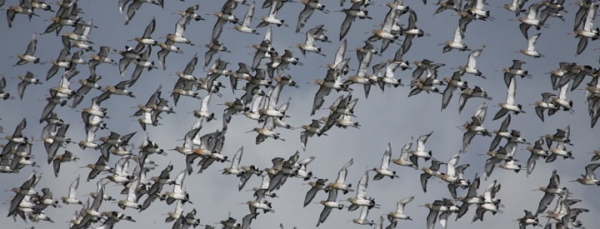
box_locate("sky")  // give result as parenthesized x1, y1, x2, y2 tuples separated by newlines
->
(0, 0, 599, 229)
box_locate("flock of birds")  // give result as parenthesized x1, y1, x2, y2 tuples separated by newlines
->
(0, 0, 600, 229)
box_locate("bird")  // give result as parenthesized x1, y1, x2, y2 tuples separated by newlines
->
(517, 2, 544, 40)
(502, 59, 530, 87)
(346, 171, 376, 211)
(572, 163, 600, 185)
(326, 158, 354, 194)
(442, 26, 469, 53)
(297, 28, 327, 57)
(233, 3, 257, 35)
(458, 45, 486, 78)
(409, 131, 434, 168)
(462, 102, 491, 152)
(61, 176, 83, 205)
(441, 70, 468, 110)
(338, 2, 371, 40)
(296, 0, 328, 33)
(472, 180, 502, 222)
(316, 189, 343, 227)
(372, 143, 399, 180)
(130, 17, 158, 53)
(520, 33, 543, 58)
(423, 199, 459, 229)
(14, 33, 41, 66)
(368, 3, 399, 53)
(387, 195, 414, 226)
(45, 48, 71, 81)
(392, 138, 417, 169)
(257, 0, 286, 28)
(533, 93, 559, 122)
(351, 206, 374, 226)
(517, 210, 539, 228)
(574, 1, 599, 55)
(304, 178, 328, 207)
(535, 169, 566, 215)
(493, 75, 525, 120)
(400, 9, 427, 53)
(17, 71, 42, 100)
(525, 137, 548, 176)
(459, 86, 492, 113)
(117, 179, 142, 210)
(420, 159, 445, 193)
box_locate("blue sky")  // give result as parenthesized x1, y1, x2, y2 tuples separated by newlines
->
(0, 0, 599, 229)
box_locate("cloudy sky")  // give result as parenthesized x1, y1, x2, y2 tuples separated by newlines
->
(0, 0, 599, 228)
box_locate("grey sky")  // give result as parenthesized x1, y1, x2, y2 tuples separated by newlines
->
(0, 0, 599, 229)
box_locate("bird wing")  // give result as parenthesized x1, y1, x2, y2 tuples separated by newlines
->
(339, 14, 354, 40)
(304, 186, 319, 207)
(441, 84, 456, 110)
(475, 102, 487, 123)
(68, 175, 80, 199)
(356, 171, 368, 199)
(25, 33, 38, 56)
(506, 76, 517, 105)
(296, 5, 315, 33)
(382, 7, 397, 33)
(381, 144, 392, 170)
(334, 39, 347, 66)
(243, 1, 255, 26)
(311, 85, 330, 115)
(397, 195, 414, 213)
(416, 132, 432, 152)
(452, 26, 463, 44)
(446, 154, 460, 176)
(467, 46, 484, 69)
(142, 17, 156, 38)
(426, 208, 438, 229)
(231, 147, 243, 168)
(183, 53, 198, 75)
(335, 158, 353, 184)
(407, 10, 418, 28)
(527, 33, 541, 51)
